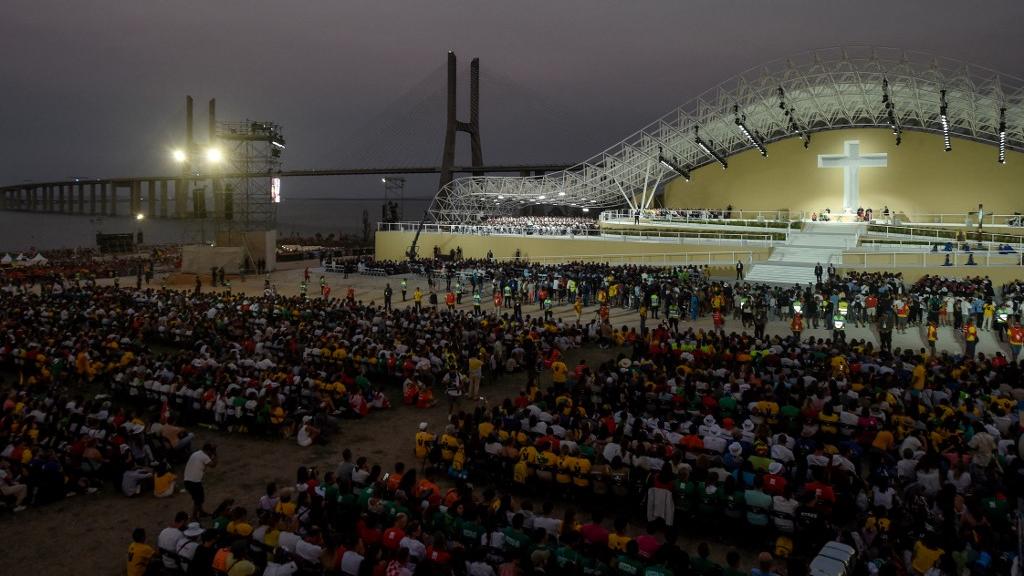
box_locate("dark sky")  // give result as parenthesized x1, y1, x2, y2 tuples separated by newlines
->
(4, 0, 1023, 198)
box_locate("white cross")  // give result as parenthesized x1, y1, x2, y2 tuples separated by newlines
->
(817, 140, 887, 213)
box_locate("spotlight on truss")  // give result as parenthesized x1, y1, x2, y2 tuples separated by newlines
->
(658, 147, 690, 181)
(694, 127, 728, 170)
(734, 105, 767, 157)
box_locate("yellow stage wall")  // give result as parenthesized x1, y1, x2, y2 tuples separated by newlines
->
(663, 128, 1024, 217)
(375, 231, 770, 264)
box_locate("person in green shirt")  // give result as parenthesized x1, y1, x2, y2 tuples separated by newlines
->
(502, 513, 531, 554)
(614, 540, 645, 576)
(554, 532, 583, 569)
(581, 543, 612, 576)
(690, 542, 722, 576)
(459, 510, 485, 547)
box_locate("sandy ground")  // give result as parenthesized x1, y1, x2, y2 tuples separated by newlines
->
(3, 260, 1017, 574)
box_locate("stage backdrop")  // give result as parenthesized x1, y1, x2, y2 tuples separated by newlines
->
(661, 128, 1024, 217)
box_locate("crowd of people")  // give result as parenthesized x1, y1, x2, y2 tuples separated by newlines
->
(472, 217, 600, 237)
(3, 253, 1024, 575)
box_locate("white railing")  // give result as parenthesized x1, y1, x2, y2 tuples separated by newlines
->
(892, 212, 1024, 226)
(376, 221, 777, 246)
(841, 249, 1023, 269)
(865, 223, 1024, 249)
(492, 250, 765, 266)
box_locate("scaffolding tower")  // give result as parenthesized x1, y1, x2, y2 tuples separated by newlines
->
(214, 120, 284, 268)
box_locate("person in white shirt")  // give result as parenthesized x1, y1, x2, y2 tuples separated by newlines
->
(294, 533, 324, 564)
(341, 542, 366, 576)
(183, 443, 217, 519)
(157, 511, 189, 569)
(176, 522, 204, 570)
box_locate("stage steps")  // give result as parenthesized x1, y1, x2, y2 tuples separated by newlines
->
(743, 222, 864, 284)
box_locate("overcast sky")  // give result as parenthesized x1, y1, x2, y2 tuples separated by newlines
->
(3, 0, 1023, 197)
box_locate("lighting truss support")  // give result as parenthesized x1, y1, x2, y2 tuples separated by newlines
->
(778, 86, 810, 148)
(999, 107, 1007, 164)
(940, 89, 951, 152)
(694, 127, 728, 169)
(882, 77, 902, 145)
(734, 105, 767, 157)
(658, 147, 690, 181)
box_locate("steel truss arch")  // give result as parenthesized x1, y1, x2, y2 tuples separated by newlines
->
(430, 45, 1024, 223)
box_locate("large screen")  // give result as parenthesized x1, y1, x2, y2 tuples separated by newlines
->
(271, 177, 281, 203)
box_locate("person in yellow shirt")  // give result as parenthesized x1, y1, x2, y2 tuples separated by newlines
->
(607, 517, 632, 552)
(571, 451, 591, 494)
(415, 422, 436, 460)
(551, 359, 568, 387)
(982, 301, 995, 331)
(911, 537, 944, 575)
(126, 528, 156, 576)
(227, 507, 254, 537)
(477, 416, 495, 440)
(440, 429, 461, 462)
(153, 463, 177, 498)
(556, 446, 575, 487)
(467, 355, 484, 398)
(911, 362, 926, 391)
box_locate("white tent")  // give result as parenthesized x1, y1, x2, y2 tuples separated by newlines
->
(15, 253, 25, 262)
(0, 254, 12, 265)
(27, 254, 48, 266)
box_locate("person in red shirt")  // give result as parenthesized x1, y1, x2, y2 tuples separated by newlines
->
(381, 514, 408, 551)
(424, 532, 452, 570)
(712, 310, 724, 331)
(763, 462, 788, 496)
(445, 291, 456, 311)
(579, 511, 609, 547)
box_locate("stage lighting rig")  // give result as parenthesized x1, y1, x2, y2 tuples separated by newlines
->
(694, 127, 728, 170)
(658, 147, 691, 181)
(940, 90, 951, 152)
(734, 105, 767, 157)
(999, 107, 1007, 164)
(777, 87, 810, 148)
(882, 78, 902, 145)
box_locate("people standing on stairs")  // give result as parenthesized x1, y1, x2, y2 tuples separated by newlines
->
(827, 263, 836, 281)
(814, 263, 823, 284)
(735, 260, 744, 281)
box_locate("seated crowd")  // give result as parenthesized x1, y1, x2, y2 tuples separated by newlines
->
(473, 217, 599, 237)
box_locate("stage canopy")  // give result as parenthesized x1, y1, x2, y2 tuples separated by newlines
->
(429, 46, 1024, 223)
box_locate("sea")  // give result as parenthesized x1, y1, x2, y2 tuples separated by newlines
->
(0, 197, 433, 253)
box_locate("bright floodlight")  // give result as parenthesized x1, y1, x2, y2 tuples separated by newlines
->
(172, 149, 187, 163)
(205, 147, 224, 163)
(135, 213, 145, 221)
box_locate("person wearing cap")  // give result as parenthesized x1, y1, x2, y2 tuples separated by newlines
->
(158, 511, 190, 570)
(175, 522, 205, 572)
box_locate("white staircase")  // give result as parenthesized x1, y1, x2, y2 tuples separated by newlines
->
(744, 222, 864, 285)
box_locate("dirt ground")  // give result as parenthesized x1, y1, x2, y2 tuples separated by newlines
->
(2, 260, 1012, 574)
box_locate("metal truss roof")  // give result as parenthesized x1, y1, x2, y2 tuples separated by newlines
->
(430, 45, 1024, 223)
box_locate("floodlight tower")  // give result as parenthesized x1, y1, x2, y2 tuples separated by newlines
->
(213, 102, 285, 271)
